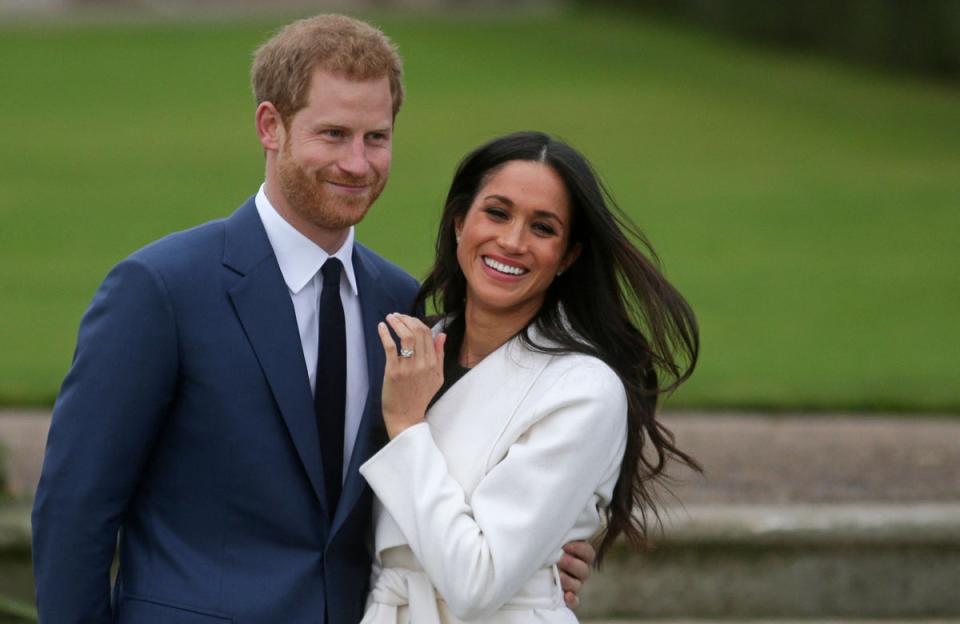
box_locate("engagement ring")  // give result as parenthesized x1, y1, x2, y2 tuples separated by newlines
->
(399, 348, 415, 358)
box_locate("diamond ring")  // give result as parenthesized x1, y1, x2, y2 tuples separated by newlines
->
(399, 347, 415, 359)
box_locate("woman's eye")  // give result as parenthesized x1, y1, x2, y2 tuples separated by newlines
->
(484, 207, 508, 220)
(533, 222, 557, 236)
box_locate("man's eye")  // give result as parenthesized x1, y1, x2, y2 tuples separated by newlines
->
(322, 129, 344, 138)
(367, 132, 389, 142)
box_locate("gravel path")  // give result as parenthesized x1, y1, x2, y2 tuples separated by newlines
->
(3, 409, 959, 503)
(662, 411, 960, 504)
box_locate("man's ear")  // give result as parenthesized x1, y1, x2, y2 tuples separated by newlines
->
(560, 242, 582, 274)
(255, 101, 284, 152)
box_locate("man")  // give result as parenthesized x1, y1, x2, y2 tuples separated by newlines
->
(32, 14, 592, 623)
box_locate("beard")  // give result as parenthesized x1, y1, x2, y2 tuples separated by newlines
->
(276, 149, 386, 231)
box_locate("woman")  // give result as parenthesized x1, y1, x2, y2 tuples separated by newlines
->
(359, 131, 700, 623)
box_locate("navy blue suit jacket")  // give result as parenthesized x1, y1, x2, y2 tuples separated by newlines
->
(31, 197, 419, 623)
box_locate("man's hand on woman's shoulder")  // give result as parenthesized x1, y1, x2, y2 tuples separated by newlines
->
(558, 540, 596, 609)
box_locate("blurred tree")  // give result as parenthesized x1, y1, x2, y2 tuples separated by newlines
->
(603, 0, 960, 79)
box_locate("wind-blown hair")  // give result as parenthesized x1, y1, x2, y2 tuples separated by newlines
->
(416, 131, 701, 562)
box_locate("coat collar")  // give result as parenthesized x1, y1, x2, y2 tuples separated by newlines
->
(253, 184, 360, 296)
(426, 319, 559, 425)
(224, 197, 330, 515)
(224, 198, 413, 534)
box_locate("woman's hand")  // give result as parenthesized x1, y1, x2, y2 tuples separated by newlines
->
(377, 313, 446, 439)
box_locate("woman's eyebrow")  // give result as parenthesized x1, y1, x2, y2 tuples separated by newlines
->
(484, 195, 566, 226)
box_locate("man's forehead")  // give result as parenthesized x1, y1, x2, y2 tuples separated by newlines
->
(308, 66, 391, 91)
(298, 69, 393, 122)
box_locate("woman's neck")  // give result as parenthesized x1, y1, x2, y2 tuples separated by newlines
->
(460, 297, 540, 368)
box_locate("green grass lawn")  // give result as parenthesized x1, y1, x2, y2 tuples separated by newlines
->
(1, 9, 958, 411)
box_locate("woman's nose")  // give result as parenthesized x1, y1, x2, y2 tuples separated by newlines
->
(497, 224, 527, 253)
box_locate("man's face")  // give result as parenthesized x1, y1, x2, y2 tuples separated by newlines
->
(274, 68, 393, 235)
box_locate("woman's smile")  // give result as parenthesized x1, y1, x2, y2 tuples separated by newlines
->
(481, 254, 529, 278)
(455, 160, 578, 319)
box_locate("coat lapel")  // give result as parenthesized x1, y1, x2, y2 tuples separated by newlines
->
(419, 327, 554, 487)
(223, 199, 329, 514)
(427, 329, 551, 430)
(331, 246, 397, 537)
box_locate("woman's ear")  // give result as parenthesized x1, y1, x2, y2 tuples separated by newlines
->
(559, 242, 582, 275)
(453, 217, 464, 244)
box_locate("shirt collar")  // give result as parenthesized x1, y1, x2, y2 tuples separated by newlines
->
(254, 184, 359, 296)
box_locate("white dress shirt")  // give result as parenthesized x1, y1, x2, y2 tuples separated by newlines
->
(255, 184, 369, 480)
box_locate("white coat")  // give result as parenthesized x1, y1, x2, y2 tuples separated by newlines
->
(358, 325, 628, 623)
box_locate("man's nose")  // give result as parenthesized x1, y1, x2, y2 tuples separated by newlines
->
(338, 137, 371, 178)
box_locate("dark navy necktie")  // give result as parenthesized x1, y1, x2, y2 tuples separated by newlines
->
(315, 258, 346, 517)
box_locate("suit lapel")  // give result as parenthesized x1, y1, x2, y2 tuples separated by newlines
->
(331, 246, 395, 537)
(224, 199, 329, 515)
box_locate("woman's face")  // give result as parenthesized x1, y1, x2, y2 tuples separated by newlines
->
(455, 160, 580, 321)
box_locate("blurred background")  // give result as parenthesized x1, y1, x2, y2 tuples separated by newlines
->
(1, 0, 958, 622)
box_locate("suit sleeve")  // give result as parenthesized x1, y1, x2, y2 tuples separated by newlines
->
(359, 363, 627, 620)
(31, 258, 179, 623)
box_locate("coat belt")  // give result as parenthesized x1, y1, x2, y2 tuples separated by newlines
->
(361, 549, 564, 624)
(361, 566, 443, 623)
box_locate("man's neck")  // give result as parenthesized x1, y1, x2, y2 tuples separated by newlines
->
(263, 178, 349, 254)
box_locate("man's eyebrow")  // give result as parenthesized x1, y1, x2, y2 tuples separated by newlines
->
(309, 122, 345, 131)
(307, 123, 392, 132)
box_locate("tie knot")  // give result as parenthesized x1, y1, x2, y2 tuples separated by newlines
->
(321, 258, 343, 288)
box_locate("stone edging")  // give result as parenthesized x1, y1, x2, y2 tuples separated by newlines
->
(655, 503, 960, 546)
(5, 502, 960, 554)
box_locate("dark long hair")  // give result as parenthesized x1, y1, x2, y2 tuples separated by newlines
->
(416, 131, 701, 562)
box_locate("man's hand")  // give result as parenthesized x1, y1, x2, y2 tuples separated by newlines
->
(557, 540, 596, 609)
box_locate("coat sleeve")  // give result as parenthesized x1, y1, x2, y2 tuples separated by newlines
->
(31, 258, 179, 623)
(359, 362, 628, 620)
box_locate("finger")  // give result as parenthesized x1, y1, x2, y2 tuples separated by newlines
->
(418, 320, 438, 368)
(389, 313, 424, 351)
(392, 314, 433, 366)
(558, 552, 590, 583)
(390, 312, 426, 331)
(419, 322, 439, 369)
(401, 314, 432, 366)
(563, 591, 580, 610)
(377, 322, 397, 363)
(558, 568, 583, 594)
(419, 330, 444, 375)
(386, 314, 416, 360)
(563, 540, 597, 571)
(434, 332, 446, 368)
